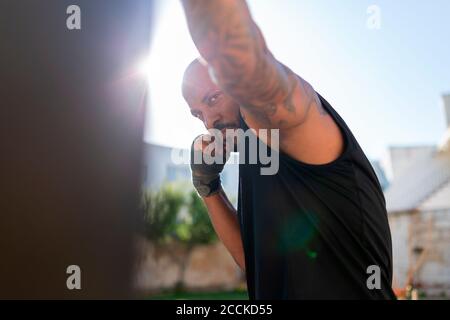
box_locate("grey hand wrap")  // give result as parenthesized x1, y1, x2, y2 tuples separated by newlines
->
(190, 136, 225, 197)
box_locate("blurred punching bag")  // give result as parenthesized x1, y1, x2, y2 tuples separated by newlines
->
(0, 0, 154, 299)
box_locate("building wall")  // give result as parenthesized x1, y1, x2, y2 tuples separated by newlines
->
(390, 209, 450, 296)
(414, 209, 450, 296)
(382, 146, 435, 182)
(443, 94, 450, 130)
(135, 237, 244, 294)
(389, 212, 410, 289)
(142, 143, 187, 190)
(141, 142, 239, 201)
(420, 179, 450, 212)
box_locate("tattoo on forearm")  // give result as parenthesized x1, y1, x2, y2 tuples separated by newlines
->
(182, 1, 289, 102)
(182, 0, 322, 127)
(241, 103, 274, 127)
(282, 69, 298, 114)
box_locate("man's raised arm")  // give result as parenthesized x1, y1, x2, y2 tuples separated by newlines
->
(181, 0, 320, 130)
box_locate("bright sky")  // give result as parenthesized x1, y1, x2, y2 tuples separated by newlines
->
(144, 0, 450, 160)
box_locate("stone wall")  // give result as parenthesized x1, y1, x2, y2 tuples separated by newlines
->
(414, 210, 450, 297)
(389, 209, 450, 297)
(389, 212, 410, 289)
(134, 237, 245, 294)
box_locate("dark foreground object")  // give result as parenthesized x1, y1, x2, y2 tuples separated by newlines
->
(0, 0, 153, 299)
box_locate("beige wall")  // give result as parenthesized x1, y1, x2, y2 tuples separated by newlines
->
(389, 209, 450, 296)
(389, 212, 411, 289)
(134, 238, 245, 294)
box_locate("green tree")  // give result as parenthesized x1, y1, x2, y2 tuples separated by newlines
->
(141, 184, 185, 244)
(176, 191, 218, 245)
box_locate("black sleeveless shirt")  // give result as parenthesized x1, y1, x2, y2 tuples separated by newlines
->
(237, 93, 396, 300)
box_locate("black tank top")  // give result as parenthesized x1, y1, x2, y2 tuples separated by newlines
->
(237, 93, 396, 300)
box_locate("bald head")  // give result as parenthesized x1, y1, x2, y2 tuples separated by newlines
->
(181, 58, 241, 131)
(182, 58, 212, 100)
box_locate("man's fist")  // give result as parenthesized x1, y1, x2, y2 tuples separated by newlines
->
(190, 133, 230, 197)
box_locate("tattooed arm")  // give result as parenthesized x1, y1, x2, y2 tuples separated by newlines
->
(181, 0, 325, 130)
(181, 0, 344, 165)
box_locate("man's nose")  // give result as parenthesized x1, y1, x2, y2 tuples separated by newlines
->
(204, 112, 221, 130)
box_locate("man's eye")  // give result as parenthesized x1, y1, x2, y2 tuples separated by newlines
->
(208, 92, 221, 106)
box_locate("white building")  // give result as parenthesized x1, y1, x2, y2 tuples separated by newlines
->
(384, 94, 450, 297)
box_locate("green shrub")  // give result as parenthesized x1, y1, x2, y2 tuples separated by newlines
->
(141, 184, 185, 244)
(141, 183, 218, 245)
(176, 191, 218, 245)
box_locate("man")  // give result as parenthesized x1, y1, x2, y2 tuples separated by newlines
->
(180, 0, 395, 300)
